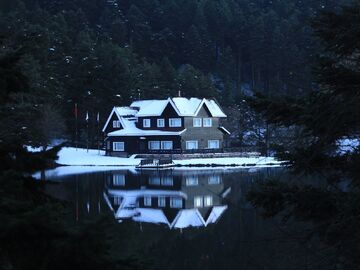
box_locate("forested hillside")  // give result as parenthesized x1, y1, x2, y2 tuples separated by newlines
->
(0, 0, 352, 145)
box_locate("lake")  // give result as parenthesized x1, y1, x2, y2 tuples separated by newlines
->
(40, 166, 329, 270)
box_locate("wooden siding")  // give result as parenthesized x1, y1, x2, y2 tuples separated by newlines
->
(137, 103, 184, 131)
(106, 135, 182, 155)
(104, 112, 123, 134)
(180, 105, 224, 150)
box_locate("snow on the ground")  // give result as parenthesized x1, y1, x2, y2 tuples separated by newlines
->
(173, 156, 281, 166)
(56, 147, 140, 166)
(34, 147, 282, 167)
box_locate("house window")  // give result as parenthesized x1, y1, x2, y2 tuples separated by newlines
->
(170, 197, 183, 208)
(158, 196, 166, 207)
(204, 196, 213, 207)
(161, 176, 173, 186)
(144, 196, 152, 206)
(186, 176, 198, 186)
(157, 118, 165, 127)
(114, 196, 122, 206)
(113, 120, 121, 128)
(203, 118, 212, 127)
(169, 118, 182, 127)
(193, 118, 202, 127)
(148, 141, 160, 150)
(161, 141, 173, 150)
(194, 196, 203, 208)
(208, 175, 221, 185)
(143, 119, 151, 128)
(149, 176, 161, 185)
(186, 140, 198, 150)
(208, 140, 220, 149)
(113, 174, 125, 186)
(113, 142, 124, 151)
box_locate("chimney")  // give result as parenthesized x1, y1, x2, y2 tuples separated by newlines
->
(178, 90, 181, 97)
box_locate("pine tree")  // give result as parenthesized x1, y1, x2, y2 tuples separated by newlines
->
(247, 4, 360, 267)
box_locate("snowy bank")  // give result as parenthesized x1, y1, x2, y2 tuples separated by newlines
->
(56, 147, 140, 166)
(53, 147, 282, 167)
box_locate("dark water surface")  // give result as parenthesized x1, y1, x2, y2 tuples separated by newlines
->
(42, 167, 328, 270)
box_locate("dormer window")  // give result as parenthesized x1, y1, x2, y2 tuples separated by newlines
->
(203, 118, 212, 127)
(169, 118, 182, 127)
(157, 118, 165, 127)
(143, 119, 151, 128)
(193, 118, 202, 127)
(113, 120, 121, 128)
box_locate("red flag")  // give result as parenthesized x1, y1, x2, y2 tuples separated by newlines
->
(74, 103, 78, 119)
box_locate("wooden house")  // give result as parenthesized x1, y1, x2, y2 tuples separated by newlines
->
(102, 97, 230, 156)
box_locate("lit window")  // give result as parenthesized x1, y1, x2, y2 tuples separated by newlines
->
(158, 196, 166, 207)
(208, 140, 220, 149)
(149, 176, 161, 185)
(113, 142, 124, 151)
(186, 176, 198, 186)
(186, 140, 198, 150)
(161, 141, 173, 150)
(113, 120, 121, 128)
(144, 196, 152, 206)
(204, 195, 213, 207)
(170, 197, 183, 208)
(161, 176, 173, 186)
(194, 196, 203, 208)
(169, 118, 182, 127)
(157, 118, 165, 127)
(143, 119, 151, 127)
(203, 118, 212, 127)
(114, 196, 122, 206)
(193, 118, 202, 127)
(113, 174, 125, 186)
(148, 141, 160, 150)
(208, 175, 221, 185)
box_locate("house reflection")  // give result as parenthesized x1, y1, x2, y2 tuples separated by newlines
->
(103, 170, 230, 229)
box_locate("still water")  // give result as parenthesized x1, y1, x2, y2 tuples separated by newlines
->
(41, 167, 327, 270)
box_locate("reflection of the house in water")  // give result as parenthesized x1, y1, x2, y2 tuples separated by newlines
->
(103, 170, 230, 229)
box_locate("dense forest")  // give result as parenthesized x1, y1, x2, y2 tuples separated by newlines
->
(1, 0, 360, 269)
(0, 0, 353, 147)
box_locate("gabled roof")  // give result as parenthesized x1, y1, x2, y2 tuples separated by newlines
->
(130, 97, 227, 118)
(130, 99, 172, 117)
(205, 205, 228, 226)
(102, 106, 137, 132)
(170, 209, 206, 229)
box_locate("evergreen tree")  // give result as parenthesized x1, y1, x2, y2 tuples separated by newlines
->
(247, 4, 360, 267)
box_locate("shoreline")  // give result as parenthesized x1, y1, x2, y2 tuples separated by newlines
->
(53, 147, 284, 167)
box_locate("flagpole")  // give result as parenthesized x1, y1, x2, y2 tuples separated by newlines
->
(97, 112, 100, 155)
(86, 111, 89, 153)
(75, 103, 78, 151)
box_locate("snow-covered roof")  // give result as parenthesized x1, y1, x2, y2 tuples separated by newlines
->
(170, 209, 206, 229)
(130, 97, 227, 118)
(219, 126, 231, 135)
(171, 97, 202, 116)
(133, 208, 171, 225)
(130, 100, 170, 117)
(205, 205, 228, 226)
(114, 106, 138, 117)
(103, 97, 226, 133)
(107, 117, 186, 137)
(104, 188, 228, 229)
